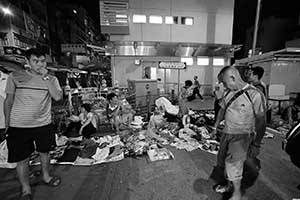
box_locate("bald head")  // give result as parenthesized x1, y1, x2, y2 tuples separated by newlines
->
(219, 66, 246, 90)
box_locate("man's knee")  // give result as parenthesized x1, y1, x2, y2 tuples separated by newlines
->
(225, 160, 244, 181)
(17, 157, 30, 166)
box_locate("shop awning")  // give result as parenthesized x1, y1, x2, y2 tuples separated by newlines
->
(236, 47, 300, 65)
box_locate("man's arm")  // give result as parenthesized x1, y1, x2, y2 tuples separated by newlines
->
(79, 115, 92, 135)
(214, 108, 225, 128)
(253, 113, 266, 146)
(45, 76, 62, 101)
(252, 92, 267, 146)
(4, 94, 15, 129)
(4, 74, 16, 129)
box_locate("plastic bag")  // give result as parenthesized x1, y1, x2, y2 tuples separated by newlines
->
(0, 140, 17, 168)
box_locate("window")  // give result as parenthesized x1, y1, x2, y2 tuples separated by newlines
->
(150, 67, 157, 79)
(181, 17, 194, 25)
(133, 14, 146, 23)
(116, 14, 127, 18)
(116, 19, 128, 23)
(213, 58, 225, 66)
(197, 57, 209, 66)
(165, 16, 178, 24)
(149, 15, 163, 24)
(181, 57, 193, 66)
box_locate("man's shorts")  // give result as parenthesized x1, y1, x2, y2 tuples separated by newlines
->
(6, 124, 56, 163)
(218, 133, 254, 181)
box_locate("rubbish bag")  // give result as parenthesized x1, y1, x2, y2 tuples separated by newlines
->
(283, 122, 300, 168)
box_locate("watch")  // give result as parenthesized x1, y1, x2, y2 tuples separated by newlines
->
(42, 75, 50, 81)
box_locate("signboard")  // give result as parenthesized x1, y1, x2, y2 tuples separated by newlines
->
(23, 12, 40, 39)
(61, 44, 86, 54)
(2, 46, 26, 63)
(3, 46, 25, 56)
(158, 61, 186, 69)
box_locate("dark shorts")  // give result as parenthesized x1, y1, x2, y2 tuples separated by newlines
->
(6, 124, 56, 163)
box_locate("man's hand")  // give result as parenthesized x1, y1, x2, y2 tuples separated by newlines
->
(248, 143, 260, 158)
(0, 129, 7, 141)
(4, 119, 10, 134)
(0, 124, 9, 140)
(210, 127, 218, 140)
(38, 68, 48, 76)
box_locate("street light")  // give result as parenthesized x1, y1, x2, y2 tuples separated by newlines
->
(1, 6, 14, 46)
(1, 7, 13, 15)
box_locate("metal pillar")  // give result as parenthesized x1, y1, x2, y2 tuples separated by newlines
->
(252, 0, 262, 56)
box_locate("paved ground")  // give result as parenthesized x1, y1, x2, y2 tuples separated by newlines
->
(184, 97, 215, 111)
(0, 133, 299, 200)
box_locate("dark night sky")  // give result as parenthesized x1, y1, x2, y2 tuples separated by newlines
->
(233, 0, 300, 44)
(53, 0, 100, 26)
(233, 0, 300, 58)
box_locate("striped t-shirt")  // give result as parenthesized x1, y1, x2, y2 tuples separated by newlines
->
(5, 70, 61, 128)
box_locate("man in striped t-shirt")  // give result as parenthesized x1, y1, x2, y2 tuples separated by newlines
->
(4, 48, 63, 199)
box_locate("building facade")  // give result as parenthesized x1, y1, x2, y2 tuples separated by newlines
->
(0, 0, 50, 56)
(46, 2, 102, 66)
(100, 0, 236, 93)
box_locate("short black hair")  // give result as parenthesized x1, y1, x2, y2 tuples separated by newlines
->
(217, 65, 232, 82)
(185, 80, 193, 87)
(81, 103, 92, 112)
(25, 48, 46, 60)
(251, 66, 264, 80)
(107, 92, 117, 102)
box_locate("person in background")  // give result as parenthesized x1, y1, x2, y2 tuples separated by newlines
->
(0, 70, 8, 141)
(106, 92, 121, 131)
(247, 66, 267, 97)
(213, 66, 266, 200)
(118, 92, 135, 126)
(63, 112, 83, 137)
(106, 92, 135, 132)
(194, 76, 204, 99)
(282, 94, 300, 128)
(213, 72, 226, 123)
(181, 80, 203, 101)
(247, 66, 272, 123)
(79, 103, 97, 138)
(194, 75, 200, 88)
(4, 48, 63, 199)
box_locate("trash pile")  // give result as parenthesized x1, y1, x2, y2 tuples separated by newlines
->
(0, 97, 220, 168)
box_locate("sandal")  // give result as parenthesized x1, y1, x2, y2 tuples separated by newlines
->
(213, 183, 233, 193)
(20, 193, 33, 200)
(44, 176, 61, 187)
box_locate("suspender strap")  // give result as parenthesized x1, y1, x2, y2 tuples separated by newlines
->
(224, 89, 247, 112)
(224, 86, 266, 117)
